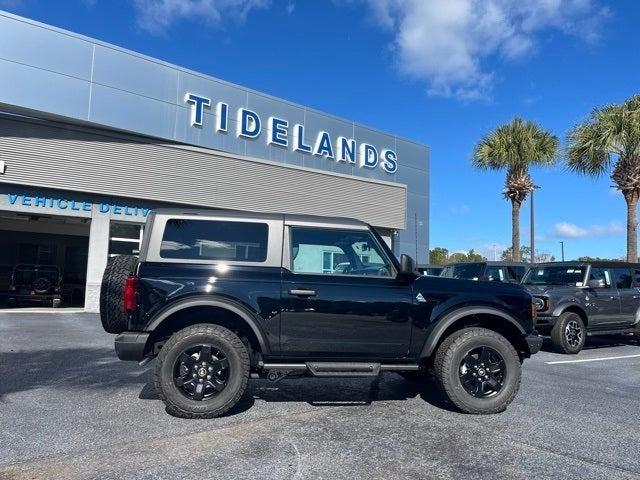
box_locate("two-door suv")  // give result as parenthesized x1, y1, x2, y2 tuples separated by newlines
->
(523, 261, 640, 353)
(100, 209, 542, 418)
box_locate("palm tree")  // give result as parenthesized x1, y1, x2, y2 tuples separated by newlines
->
(473, 118, 559, 261)
(566, 95, 640, 262)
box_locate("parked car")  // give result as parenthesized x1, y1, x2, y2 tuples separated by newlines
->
(522, 261, 640, 353)
(417, 264, 444, 276)
(440, 261, 529, 283)
(7, 264, 62, 308)
(100, 209, 542, 418)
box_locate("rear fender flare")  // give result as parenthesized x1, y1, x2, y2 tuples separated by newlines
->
(145, 297, 270, 354)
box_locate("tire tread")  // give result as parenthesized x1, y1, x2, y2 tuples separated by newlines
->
(433, 327, 521, 415)
(154, 324, 250, 419)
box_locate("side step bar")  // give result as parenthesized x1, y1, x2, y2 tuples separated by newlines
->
(262, 362, 420, 378)
(587, 328, 636, 336)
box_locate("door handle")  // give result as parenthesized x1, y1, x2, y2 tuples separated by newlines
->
(610, 296, 616, 300)
(633, 295, 640, 299)
(288, 289, 317, 297)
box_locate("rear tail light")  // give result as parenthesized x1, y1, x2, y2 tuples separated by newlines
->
(124, 276, 139, 312)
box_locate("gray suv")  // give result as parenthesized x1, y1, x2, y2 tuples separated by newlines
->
(522, 261, 640, 353)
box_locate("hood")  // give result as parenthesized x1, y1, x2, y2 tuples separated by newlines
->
(414, 274, 528, 295)
(522, 284, 581, 296)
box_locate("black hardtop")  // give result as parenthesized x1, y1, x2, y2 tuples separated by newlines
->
(535, 261, 640, 269)
(446, 261, 530, 267)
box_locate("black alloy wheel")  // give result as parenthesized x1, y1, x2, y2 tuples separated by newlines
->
(458, 346, 506, 398)
(433, 327, 522, 414)
(173, 344, 230, 401)
(155, 323, 250, 419)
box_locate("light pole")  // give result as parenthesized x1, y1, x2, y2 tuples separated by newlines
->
(560, 241, 565, 261)
(530, 185, 540, 264)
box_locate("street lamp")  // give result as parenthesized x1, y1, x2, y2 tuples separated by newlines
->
(559, 241, 565, 261)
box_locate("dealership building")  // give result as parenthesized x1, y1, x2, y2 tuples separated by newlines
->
(0, 11, 430, 312)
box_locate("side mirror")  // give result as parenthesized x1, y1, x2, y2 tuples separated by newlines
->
(587, 279, 605, 289)
(399, 254, 415, 276)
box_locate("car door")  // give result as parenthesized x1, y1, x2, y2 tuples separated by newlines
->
(280, 225, 413, 358)
(613, 267, 638, 325)
(586, 267, 621, 326)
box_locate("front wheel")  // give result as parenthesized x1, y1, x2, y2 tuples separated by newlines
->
(550, 312, 585, 354)
(155, 324, 250, 419)
(433, 327, 522, 414)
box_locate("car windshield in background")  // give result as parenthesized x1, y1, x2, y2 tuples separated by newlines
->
(13, 266, 59, 286)
(522, 265, 585, 286)
(440, 263, 484, 280)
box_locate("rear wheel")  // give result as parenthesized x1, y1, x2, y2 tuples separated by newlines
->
(433, 327, 522, 414)
(550, 312, 585, 354)
(155, 324, 250, 419)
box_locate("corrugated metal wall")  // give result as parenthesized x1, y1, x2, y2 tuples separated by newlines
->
(0, 116, 406, 229)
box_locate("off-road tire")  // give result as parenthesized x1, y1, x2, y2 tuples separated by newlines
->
(155, 324, 250, 419)
(99, 255, 138, 334)
(433, 327, 521, 415)
(550, 312, 585, 354)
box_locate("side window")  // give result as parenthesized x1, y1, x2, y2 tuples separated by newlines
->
(508, 266, 526, 282)
(484, 266, 505, 282)
(634, 269, 640, 286)
(290, 227, 393, 277)
(160, 219, 268, 261)
(589, 267, 612, 288)
(613, 268, 633, 289)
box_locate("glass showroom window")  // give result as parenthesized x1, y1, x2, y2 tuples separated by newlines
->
(109, 222, 143, 257)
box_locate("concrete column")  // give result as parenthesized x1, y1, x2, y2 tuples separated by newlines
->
(84, 213, 110, 312)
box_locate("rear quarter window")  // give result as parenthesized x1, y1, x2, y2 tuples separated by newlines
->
(160, 219, 268, 262)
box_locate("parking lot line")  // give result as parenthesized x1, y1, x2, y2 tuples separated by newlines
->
(546, 354, 640, 365)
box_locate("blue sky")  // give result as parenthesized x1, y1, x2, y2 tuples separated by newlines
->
(2, 0, 639, 260)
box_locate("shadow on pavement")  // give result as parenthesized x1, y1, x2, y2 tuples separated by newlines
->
(0, 347, 149, 399)
(138, 371, 456, 418)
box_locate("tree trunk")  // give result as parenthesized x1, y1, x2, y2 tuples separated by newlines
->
(624, 190, 639, 262)
(511, 200, 521, 262)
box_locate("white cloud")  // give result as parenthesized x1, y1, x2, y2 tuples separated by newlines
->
(285, 1, 295, 15)
(552, 221, 624, 239)
(362, 0, 609, 100)
(133, 0, 270, 34)
(448, 204, 471, 215)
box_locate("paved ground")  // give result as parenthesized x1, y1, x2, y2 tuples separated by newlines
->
(1, 313, 639, 480)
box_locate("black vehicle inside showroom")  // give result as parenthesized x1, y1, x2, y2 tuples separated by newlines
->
(0, 211, 89, 309)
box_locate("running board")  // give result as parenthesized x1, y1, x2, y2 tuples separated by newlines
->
(262, 362, 420, 378)
(587, 328, 635, 336)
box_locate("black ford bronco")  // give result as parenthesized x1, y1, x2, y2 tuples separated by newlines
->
(100, 209, 542, 418)
(523, 261, 640, 354)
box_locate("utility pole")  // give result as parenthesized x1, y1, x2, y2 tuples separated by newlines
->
(492, 243, 497, 261)
(560, 241, 565, 261)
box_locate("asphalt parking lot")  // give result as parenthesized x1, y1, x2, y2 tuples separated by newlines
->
(1, 313, 639, 480)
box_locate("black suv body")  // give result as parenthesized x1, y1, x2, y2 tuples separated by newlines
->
(440, 261, 529, 283)
(100, 209, 541, 418)
(522, 261, 640, 353)
(7, 264, 62, 308)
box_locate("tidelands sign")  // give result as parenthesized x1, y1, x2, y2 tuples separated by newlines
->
(185, 93, 398, 174)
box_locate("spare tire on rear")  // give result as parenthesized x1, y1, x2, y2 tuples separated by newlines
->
(100, 255, 138, 334)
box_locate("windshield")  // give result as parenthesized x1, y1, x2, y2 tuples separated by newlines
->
(12, 266, 60, 287)
(522, 265, 585, 286)
(440, 263, 484, 280)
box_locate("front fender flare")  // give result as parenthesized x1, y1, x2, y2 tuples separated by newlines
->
(420, 306, 526, 358)
(145, 296, 270, 354)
